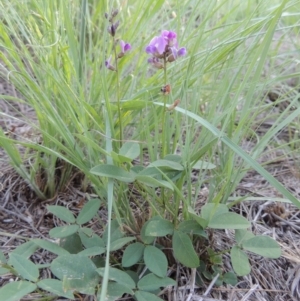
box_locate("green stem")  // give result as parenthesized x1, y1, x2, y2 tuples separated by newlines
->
(113, 37, 122, 149)
(161, 56, 168, 158)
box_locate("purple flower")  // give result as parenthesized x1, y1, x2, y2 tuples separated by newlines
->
(118, 40, 131, 58)
(147, 57, 163, 69)
(105, 56, 116, 71)
(161, 30, 178, 47)
(145, 30, 186, 68)
(145, 35, 167, 58)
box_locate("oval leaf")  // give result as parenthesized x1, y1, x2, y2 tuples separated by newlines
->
(0, 281, 37, 301)
(192, 160, 216, 170)
(235, 229, 255, 245)
(32, 239, 69, 256)
(122, 242, 145, 267)
(135, 175, 173, 191)
(144, 246, 168, 277)
(110, 237, 135, 252)
(9, 254, 39, 282)
(12, 241, 38, 258)
(78, 246, 106, 256)
(37, 279, 74, 299)
(47, 205, 75, 223)
(90, 164, 135, 183)
(76, 199, 101, 225)
(178, 220, 207, 238)
(49, 225, 79, 238)
(97, 267, 135, 290)
(208, 212, 250, 229)
(242, 236, 281, 258)
(106, 282, 134, 299)
(119, 142, 140, 160)
(145, 217, 174, 237)
(201, 203, 228, 222)
(149, 159, 184, 171)
(50, 255, 99, 295)
(137, 273, 176, 291)
(172, 230, 199, 268)
(230, 246, 251, 276)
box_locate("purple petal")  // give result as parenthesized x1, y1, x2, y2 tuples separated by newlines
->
(124, 43, 131, 52)
(156, 36, 167, 54)
(120, 40, 125, 53)
(177, 47, 187, 56)
(145, 45, 156, 55)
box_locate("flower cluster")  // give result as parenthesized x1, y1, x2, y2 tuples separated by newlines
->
(105, 9, 131, 71)
(145, 30, 187, 69)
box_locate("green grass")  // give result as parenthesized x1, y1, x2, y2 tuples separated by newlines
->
(0, 0, 300, 299)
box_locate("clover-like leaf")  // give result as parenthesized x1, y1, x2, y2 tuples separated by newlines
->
(172, 230, 199, 268)
(144, 246, 168, 277)
(47, 205, 75, 223)
(242, 236, 281, 258)
(76, 198, 101, 225)
(230, 246, 251, 276)
(122, 242, 145, 267)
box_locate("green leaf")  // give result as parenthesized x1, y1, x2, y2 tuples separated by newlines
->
(235, 229, 255, 245)
(230, 246, 251, 276)
(111, 151, 133, 163)
(97, 267, 136, 290)
(208, 213, 250, 229)
(0, 267, 10, 275)
(0, 250, 7, 263)
(47, 205, 75, 223)
(110, 237, 136, 252)
(178, 220, 207, 238)
(201, 203, 228, 222)
(135, 175, 174, 191)
(242, 236, 281, 258)
(49, 224, 79, 238)
(50, 255, 99, 295)
(149, 159, 184, 171)
(188, 207, 208, 228)
(33, 239, 70, 256)
(103, 219, 124, 246)
(76, 198, 101, 225)
(59, 234, 83, 254)
(79, 230, 105, 249)
(119, 142, 140, 160)
(121, 99, 148, 111)
(192, 160, 216, 170)
(78, 246, 106, 256)
(12, 241, 38, 258)
(106, 282, 134, 300)
(37, 279, 74, 299)
(223, 272, 238, 285)
(135, 290, 163, 301)
(138, 273, 176, 291)
(0, 281, 37, 301)
(163, 154, 182, 163)
(141, 220, 156, 244)
(145, 217, 174, 237)
(144, 246, 168, 277)
(90, 164, 135, 183)
(122, 242, 145, 267)
(8, 253, 39, 282)
(138, 167, 162, 177)
(172, 230, 199, 268)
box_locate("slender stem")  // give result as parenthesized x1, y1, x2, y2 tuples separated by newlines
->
(161, 55, 168, 158)
(113, 37, 123, 148)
